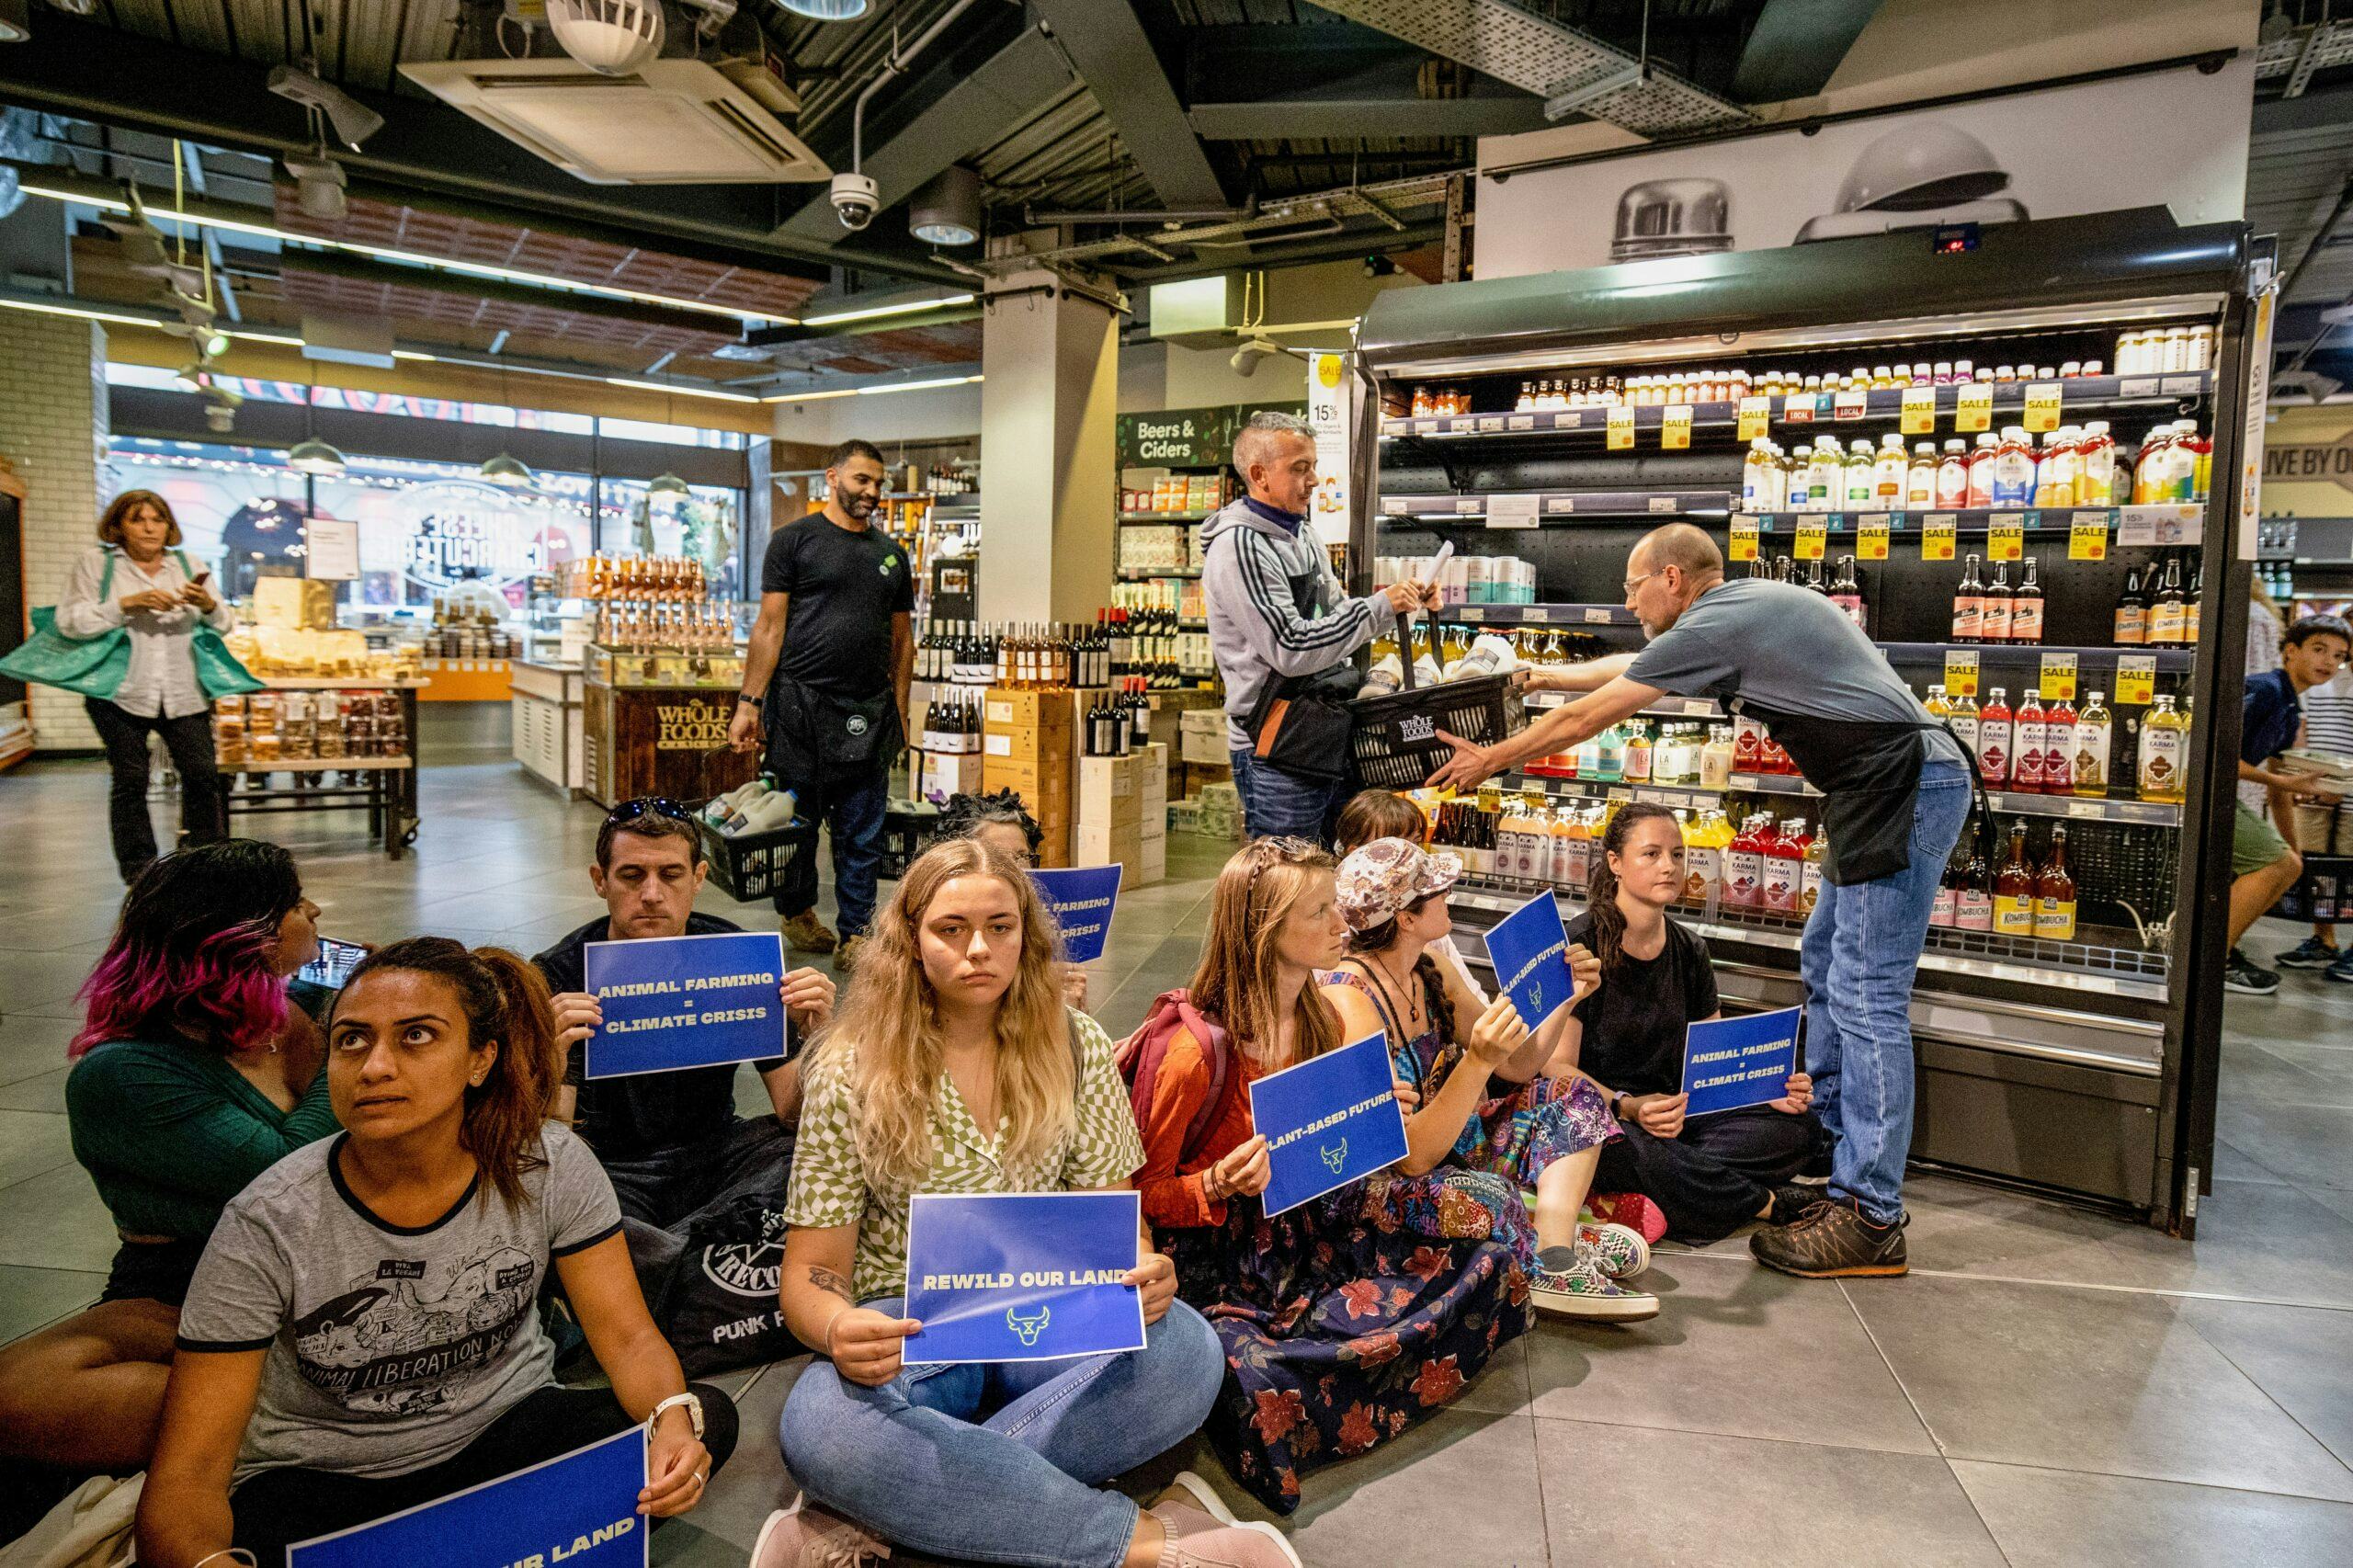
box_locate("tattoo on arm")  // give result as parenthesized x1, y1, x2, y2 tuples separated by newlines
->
(806, 1265, 854, 1300)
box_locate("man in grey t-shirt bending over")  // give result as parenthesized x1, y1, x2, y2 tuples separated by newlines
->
(1429, 524, 1970, 1280)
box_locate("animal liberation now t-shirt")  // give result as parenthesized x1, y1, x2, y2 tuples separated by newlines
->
(176, 1127, 622, 1482)
(761, 512, 915, 700)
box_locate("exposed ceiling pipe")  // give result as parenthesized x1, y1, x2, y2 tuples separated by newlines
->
(1023, 203, 1253, 225)
(852, 0, 1011, 175)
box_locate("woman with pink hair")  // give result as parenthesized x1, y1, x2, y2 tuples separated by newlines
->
(0, 839, 328, 1489)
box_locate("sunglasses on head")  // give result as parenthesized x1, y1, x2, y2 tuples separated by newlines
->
(606, 797, 691, 828)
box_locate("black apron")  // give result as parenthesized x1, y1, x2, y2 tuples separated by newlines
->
(1727, 699, 1988, 886)
(1242, 553, 1360, 787)
(765, 675, 902, 787)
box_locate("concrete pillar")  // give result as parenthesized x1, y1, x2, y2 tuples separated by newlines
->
(0, 314, 110, 750)
(977, 271, 1117, 626)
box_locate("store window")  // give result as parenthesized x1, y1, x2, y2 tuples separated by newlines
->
(596, 475, 748, 604)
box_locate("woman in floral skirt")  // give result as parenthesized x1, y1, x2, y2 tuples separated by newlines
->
(1129, 837, 1532, 1514)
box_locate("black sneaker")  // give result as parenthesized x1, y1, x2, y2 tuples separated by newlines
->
(1749, 1197, 1907, 1278)
(2275, 936, 2342, 971)
(2223, 949, 2280, 995)
(1758, 1183, 1833, 1226)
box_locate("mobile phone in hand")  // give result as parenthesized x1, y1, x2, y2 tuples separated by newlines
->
(298, 937, 369, 990)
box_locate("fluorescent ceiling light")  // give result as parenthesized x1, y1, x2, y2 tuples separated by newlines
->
(855, 374, 982, 394)
(607, 377, 762, 403)
(799, 292, 974, 327)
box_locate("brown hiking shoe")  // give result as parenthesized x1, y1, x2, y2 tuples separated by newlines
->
(833, 935, 865, 975)
(782, 911, 838, 954)
(1749, 1196, 1907, 1278)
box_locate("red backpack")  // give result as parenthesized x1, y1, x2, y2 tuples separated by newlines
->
(1114, 990, 1238, 1168)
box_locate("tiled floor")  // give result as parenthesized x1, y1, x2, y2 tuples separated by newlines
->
(4, 757, 2353, 1565)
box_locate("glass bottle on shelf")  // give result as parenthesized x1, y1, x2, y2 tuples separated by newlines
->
(2113, 564, 2147, 646)
(2072, 691, 2113, 798)
(1951, 554, 1984, 643)
(1980, 559, 2015, 643)
(2034, 825, 2077, 941)
(1994, 820, 2036, 937)
(2010, 556, 2044, 645)
(2147, 556, 2188, 644)
(1977, 687, 2014, 788)
(2138, 693, 2188, 802)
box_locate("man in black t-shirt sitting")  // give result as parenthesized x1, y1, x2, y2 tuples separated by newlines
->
(727, 437, 915, 973)
(535, 801, 835, 1309)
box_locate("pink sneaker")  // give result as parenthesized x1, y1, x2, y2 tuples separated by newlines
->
(1586, 1191, 1668, 1245)
(750, 1494, 891, 1567)
(1147, 1471, 1302, 1568)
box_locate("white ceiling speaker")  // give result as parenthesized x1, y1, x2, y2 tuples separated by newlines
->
(1229, 336, 1284, 377)
(909, 165, 982, 247)
(549, 0, 665, 76)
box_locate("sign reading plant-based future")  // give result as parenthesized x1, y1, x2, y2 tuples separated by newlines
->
(1679, 1006, 1804, 1119)
(289, 1426, 646, 1568)
(903, 1192, 1146, 1365)
(1248, 1031, 1412, 1217)
(583, 930, 788, 1079)
(1483, 889, 1576, 1030)
(1028, 865, 1122, 964)
(1473, 55, 2252, 279)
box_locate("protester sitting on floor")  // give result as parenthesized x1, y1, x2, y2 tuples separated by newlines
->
(761, 839, 1245, 1568)
(1324, 836, 1655, 1321)
(535, 797, 835, 1325)
(1332, 789, 1487, 1003)
(1557, 803, 1827, 1244)
(0, 841, 328, 1497)
(136, 938, 735, 1568)
(1130, 836, 1533, 1516)
(938, 788, 1089, 1009)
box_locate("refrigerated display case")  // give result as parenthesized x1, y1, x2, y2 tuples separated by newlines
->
(1351, 208, 2273, 1234)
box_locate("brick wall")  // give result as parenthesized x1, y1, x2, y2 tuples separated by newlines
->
(0, 315, 110, 749)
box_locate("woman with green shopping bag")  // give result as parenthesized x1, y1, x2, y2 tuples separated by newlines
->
(25, 492, 254, 881)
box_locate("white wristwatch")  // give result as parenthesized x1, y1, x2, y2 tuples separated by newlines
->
(646, 1391, 705, 1439)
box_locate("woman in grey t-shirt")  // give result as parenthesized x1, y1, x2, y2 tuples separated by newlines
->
(136, 939, 738, 1568)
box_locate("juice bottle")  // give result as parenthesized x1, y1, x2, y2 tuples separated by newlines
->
(1990, 426, 2037, 508)
(2138, 693, 2188, 802)
(1700, 724, 1735, 789)
(1800, 825, 1826, 916)
(1955, 835, 1995, 932)
(1873, 434, 1908, 508)
(1624, 722, 1654, 783)
(2189, 422, 2211, 502)
(2072, 690, 2113, 797)
(1760, 721, 1793, 776)
(1936, 437, 1971, 508)
(1733, 713, 1764, 774)
(2033, 427, 2081, 507)
(1808, 438, 1841, 512)
(1977, 687, 2014, 787)
(2042, 695, 2075, 793)
(1948, 688, 1981, 756)
(1993, 820, 2037, 937)
(1788, 443, 1816, 511)
(1845, 440, 1876, 508)
(1726, 812, 1768, 910)
(2034, 825, 2077, 941)
(1907, 441, 1938, 507)
(1831, 555, 1865, 629)
(1687, 808, 1732, 907)
(1548, 807, 1577, 888)
(1924, 683, 1952, 730)
(1763, 817, 1807, 913)
(2013, 693, 2048, 794)
(2081, 420, 2115, 506)
(1965, 431, 1999, 508)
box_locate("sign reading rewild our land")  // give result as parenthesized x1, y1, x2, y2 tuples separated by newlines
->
(289, 1426, 646, 1568)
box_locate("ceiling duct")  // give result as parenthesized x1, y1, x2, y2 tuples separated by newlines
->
(1309, 0, 1751, 139)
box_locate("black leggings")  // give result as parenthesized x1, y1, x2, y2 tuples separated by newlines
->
(83, 698, 222, 881)
(1594, 1106, 1827, 1244)
(228, 1382, 740, 1568)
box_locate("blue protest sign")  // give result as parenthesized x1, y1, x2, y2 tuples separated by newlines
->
(1680, 1006, 1803, 1118)
(584, 930, 789, 1080)
(290, 1424, 645, 1568)
(1483, 889, 1574, 1030)
(903, 1192, 1146, 1366)
(1028, 865, 1124, 964)
(1248, 1032, 1411, 1217)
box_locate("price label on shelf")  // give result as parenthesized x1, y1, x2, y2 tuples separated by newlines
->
(1795, 520, 1826, 560)
(1478, 416, 1505, 432)
(1730, 517, 1760, 562)
(1485, 494, 1540, 530)
(2040, 651, 2078, 701)
(1955, 384, 1993, 433)
(1922, 514, 1956, 561)
(1662, 404, 1694, 449)
(1454, 497, 1483, 515)
(1944, 648, 1980, 699)
(1900, 387, 1937, 435)
(1648, 495, 1678, 514)
(2115, 653, 2157, 706)
(1583, 607, 1616, 624)
(1833, 388, 1868, 421)
(1522, 607, 1552, 623)
(2024, 381, 2063, 433)
(2068, 510, 2110, 561)
(1737, 396, 1771, 439)
(1859, 519, 1890, 560)
(1783, 395, 1816, 425)
(1607, 406, 1635, 450)
(1506, 414, 1536, 431)
(1554, 409, 1586, 429)
(1988, 517, 2024, 561)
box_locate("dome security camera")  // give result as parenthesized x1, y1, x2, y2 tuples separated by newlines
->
(830, 172, 879, 233)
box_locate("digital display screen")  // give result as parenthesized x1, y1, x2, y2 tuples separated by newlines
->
(1931, 223, 1981, 255)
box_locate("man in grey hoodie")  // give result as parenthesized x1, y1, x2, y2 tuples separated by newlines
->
(1202, 410, 1433, 839)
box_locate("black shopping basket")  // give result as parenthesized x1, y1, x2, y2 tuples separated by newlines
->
(1347, 619, 1527, 790)
(688, 747, 810, 903)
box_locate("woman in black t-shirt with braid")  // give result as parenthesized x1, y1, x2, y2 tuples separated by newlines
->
(1559, 803, 1830, 1244)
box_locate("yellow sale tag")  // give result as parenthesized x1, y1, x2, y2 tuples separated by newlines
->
(1988, 518, 2024, 561)
(1955, 384, 1992, 433)
(1944, 649, 1980, 699)
(1662, 404, 1693, 449)
(1730, 517, 1760, 562)
(2068, 511, 2109, 561)
(1900, 386, 1936, 435)
(1796, 520, 1826, 560)
(1922, 514, 1956, 561)
(2115, 653, 2157, 706)
(2024, 381, 2063, 433)
(1859, 519, 1890, 560)
(1737, 396, 1771, 439)
(2040, 652, 2078, 702)
(1608, 405, 1635, 450)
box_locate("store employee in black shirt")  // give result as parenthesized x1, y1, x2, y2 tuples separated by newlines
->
(729, 437, 915, 971)
(537, 801, 836, 1313)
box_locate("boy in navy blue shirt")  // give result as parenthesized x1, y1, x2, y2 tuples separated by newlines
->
(2226, 615, 2350, 994)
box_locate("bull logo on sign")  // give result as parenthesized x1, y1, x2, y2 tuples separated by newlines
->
(1006, 1305, 1051, 1347)
(1321, 1139, 1348, 1175)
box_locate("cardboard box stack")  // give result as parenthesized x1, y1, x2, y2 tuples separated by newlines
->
(1076, 751, 1144, 874)
(982, 687, 1076, 867)
(1139, 742, 1168, 885)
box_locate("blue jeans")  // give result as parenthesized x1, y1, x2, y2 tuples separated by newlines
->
(1798, 762, 1972, 1225)
(1229, 746, 1349, 843)
(772, 761, 890, 938)
(779, 1297, 1223, 1568)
